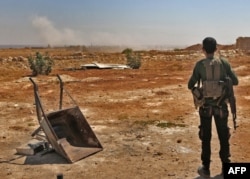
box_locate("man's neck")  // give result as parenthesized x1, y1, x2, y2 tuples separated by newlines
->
(205, 53, 214, 59)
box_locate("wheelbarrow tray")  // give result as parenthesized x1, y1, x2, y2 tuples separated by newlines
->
(40, 106, 103, 163)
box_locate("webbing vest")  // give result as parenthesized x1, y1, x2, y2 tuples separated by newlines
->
(202, 58, 224, 98)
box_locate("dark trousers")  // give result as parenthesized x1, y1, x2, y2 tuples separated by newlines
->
(199, 104, 231, 169)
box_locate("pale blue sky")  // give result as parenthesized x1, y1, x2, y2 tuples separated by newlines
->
(0, 0, 250, 48)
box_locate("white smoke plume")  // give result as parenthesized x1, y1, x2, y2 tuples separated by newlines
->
(31, 16, 170, 49)
(32, 16, 80, 46)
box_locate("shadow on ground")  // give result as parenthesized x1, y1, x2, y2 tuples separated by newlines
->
(194, 174, 223, 179)
(24, 152, 68, 165)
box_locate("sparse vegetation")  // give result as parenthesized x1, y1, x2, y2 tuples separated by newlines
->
(122, 48, 141, 69)
(156, 122, 186, 128)
(134, 120, 158, 126)
(1, 46, 249, 178)
(174, 48, 182, 51)
(28, 52, 54, 76)
(134, 120, 186, 128)
(117, 113, 129, 120)
(122, 48, 133, 55)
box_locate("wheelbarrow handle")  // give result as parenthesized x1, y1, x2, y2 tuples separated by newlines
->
(29, 77, 46, 123)
(57, 74, 63, 85)
(57, 74, 64, 110)
(29, 77, 38, 91)
(56, 74, 78, 107)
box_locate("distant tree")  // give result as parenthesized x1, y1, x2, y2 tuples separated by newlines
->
(122, 48, 133, 56)
(28, 52, 54, 76)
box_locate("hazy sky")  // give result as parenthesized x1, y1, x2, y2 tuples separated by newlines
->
(0, 0, 250, 48)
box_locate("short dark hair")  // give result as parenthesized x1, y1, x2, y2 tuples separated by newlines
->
(202, 37, 217, 53)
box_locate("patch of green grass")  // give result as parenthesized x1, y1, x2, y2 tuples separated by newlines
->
(27, 123, 36, 127)
(118, 113, 129, 120)
(134, 120, 186, 128)
(134, 120, 158, 126)
(156, 122, 186, 128)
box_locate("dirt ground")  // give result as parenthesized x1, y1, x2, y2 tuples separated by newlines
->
(0, 46, 249, 179)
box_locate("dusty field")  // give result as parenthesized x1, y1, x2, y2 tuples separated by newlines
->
(0, 47, 250, 179)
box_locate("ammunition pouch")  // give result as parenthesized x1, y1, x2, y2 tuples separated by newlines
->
(192, 87, 205, 108)
(202, 80, 224, 98)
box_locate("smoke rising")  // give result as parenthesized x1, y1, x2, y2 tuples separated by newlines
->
(31, 16, 146, 47)
(32, 16, 80, 46)
(31, 16, 178, 49)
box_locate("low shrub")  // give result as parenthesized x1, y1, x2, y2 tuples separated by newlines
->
(28, 52, 54, 76)
(122, 48, 141, 69)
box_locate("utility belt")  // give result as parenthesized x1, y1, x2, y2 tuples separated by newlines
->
(204, 97, 220, 100)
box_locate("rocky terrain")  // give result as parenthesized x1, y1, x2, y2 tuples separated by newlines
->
(0, 46, 249, 179)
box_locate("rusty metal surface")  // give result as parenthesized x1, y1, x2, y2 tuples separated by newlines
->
(46, 106, 103, 162)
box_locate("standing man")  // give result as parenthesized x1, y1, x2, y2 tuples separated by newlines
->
(188, 37, 238, 178)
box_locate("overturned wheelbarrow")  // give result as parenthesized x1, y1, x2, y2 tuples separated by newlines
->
(29, 75, 103, 163)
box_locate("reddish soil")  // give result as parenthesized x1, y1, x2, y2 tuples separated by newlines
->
(0, 47, 249, 179)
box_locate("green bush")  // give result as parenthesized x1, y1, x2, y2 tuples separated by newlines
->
(28, 52, 54, 76)
(122, 48, 141, 69)
(122, 48, 133, 56)
(126, 54, 141, 69)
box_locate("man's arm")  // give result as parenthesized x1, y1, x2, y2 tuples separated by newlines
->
(226, 77, 237, 130)
(221, 58, 239, 85)
(188, 62, 200, 90)
(221, 58, 238, 129)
